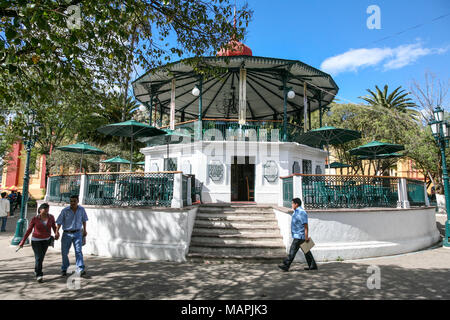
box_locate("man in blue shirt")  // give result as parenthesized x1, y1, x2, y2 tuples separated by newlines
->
(278, 198, 318, 272)
(55, 195, 88, 276)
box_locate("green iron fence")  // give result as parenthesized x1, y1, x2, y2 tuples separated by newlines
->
(282, 176, 294, 208)
(48, 175, 81, 203)
(406, 179, 426, 206)
(300, 174, 400, 209)
(84, 172, 175, 207)
(160, 119, 303, 143)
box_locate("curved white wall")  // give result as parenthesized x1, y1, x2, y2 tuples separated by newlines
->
(274, 207, 441, 262)
(44, 202, 198, 262)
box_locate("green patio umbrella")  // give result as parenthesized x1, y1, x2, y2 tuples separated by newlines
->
(356, 152, 404, 160)
(297, 126, 362, 170)
(325, 161, 352, 169)
(56, 142, 106, 172)
(350, 142, 405, 176)
(349, 141, 405, 157)
(101, 156, 131, 172)
(97, 120, 166, 171)
(135, 161, 145, 166)
(139, 129, 191, 170)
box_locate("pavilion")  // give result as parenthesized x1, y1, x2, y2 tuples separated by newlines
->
(132, 40, 339, 203)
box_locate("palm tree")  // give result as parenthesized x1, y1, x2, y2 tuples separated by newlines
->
(359, 85, 417, 114)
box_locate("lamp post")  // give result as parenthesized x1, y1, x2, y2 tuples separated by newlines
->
(11, 112, 41, 246)
(428, 106, 450, 247)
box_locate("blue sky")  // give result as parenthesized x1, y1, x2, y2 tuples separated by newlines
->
(241, 0, 450, 104)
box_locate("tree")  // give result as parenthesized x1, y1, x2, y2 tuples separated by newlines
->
(359, 85, 418, 117)
(0, 0, 252, 107)
(312, 102, 424, 176)
(1, 0, 253, 184)
(410, 71, 450, 186)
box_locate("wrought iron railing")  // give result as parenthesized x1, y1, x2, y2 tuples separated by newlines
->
(281, 174, 404, 209)
(48, 174, 81, 203)
(282, 176, 293, 208)
(406, 178, 426, 206)
(301, 174, 399, 209)
(159, 118, 303, 143)
(84, 172, 175, 207)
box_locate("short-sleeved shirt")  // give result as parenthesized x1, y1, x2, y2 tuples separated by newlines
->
(56, 205, 88, 231)
(291, 207, 308, 239)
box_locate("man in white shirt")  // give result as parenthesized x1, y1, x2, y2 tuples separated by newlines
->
(0, 192, 11, 232)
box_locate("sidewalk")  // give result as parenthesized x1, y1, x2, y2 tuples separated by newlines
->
(0, 214, 448, 300)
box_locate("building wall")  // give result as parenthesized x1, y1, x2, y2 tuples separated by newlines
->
(1, 142, 46, 199)
(141, 141, 327, 204)
(274, 206, 440, 262)
(43, 202, 198, 262)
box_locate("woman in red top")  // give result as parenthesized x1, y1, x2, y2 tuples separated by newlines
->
(19, 203, 59, 283)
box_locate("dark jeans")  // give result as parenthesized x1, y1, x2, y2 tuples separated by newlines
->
(282, 238, 317, 270)
(1, 217, 7, 231)
(31, 240, 49, 277)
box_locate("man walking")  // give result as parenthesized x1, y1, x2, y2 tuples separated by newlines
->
(278, 198, 318, 272)
(55, 195, 88, 276)
(0, 192, 10, 232)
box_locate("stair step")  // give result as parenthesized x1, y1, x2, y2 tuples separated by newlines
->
(196, 213, 277, 222)
(190, 237, 284, 245)
(193, 220, 279, 229)
(198, 205, 274, 212)
(189, 241, 284, 248)
(189, 246, 286, 256)
(191, 230, 282, 238)
(192, 227, 281, 235)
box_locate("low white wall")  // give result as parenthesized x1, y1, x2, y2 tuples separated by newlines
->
(274, 207, 441, 262)
(43, 202, 198, 262)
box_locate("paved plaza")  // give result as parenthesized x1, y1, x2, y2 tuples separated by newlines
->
(0, 212, 449, 300)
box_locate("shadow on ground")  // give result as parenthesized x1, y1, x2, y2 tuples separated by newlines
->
(0, 212, 448, 300)
(0, 252, 449, 300)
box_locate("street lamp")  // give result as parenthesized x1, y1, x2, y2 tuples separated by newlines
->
(428, 107, 450, 247)
(11, 111, 41, 246)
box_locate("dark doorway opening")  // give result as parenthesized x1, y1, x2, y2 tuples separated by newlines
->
(231, 156, 255, 202)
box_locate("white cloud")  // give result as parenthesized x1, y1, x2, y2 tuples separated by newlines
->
(320, 41, 448, 75)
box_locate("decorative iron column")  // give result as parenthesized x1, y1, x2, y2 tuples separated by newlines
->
(11, 112, 41, 246)
(197, 77, 203, 141)
(282, 76, 288, 142)
(428, 106, 450, 247)
(318, 92, 323, 128)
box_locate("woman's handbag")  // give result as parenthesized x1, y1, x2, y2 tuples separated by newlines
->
(48, 236, 55, 248)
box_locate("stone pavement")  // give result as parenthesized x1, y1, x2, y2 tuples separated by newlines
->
(0, 213, 449, 300)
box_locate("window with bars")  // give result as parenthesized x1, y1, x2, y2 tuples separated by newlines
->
(164, 158, 178, 171)
(302, 160, 312, 174)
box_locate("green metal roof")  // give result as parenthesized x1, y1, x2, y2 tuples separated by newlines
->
(132, 55, 339, 120)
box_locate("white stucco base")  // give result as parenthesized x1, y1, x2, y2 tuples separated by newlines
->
(274, 207, 441, 262)
(43, 202, 198, 262)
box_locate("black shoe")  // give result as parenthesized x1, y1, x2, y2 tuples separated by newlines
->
(61, 271, 67, 277)
(278, 264, 289, 272)
(304, 266, 318, 271)
(79, 270, 86, 277)
(36, 276, 43, 283)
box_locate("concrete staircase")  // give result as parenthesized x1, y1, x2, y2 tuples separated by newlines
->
(187, 204, 286, 263)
